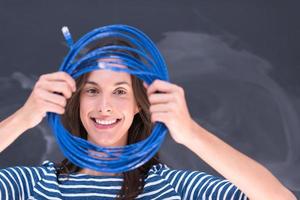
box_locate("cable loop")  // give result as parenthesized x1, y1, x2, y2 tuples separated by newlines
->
(47, 24, 169, 173)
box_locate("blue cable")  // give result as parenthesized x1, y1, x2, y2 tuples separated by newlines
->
(47, 24, 169, 173)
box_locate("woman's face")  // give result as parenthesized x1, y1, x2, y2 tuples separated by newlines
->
(79, 59, 139, 147)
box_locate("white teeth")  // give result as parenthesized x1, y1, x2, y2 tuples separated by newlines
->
(94, 119, 118, 125)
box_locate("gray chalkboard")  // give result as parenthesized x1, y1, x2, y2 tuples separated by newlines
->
(0, 0, 299, 197)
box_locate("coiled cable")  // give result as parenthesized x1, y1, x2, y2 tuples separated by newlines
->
(47, 24, 169, 173)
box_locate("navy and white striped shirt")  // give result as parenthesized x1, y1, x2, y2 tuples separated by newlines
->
(0, 160, 248, 199)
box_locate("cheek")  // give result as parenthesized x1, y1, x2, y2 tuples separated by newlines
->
(113, 98, 138, 114)
(79, 97, 94, 119)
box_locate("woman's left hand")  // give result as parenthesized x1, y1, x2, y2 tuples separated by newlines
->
(144, 80, 196, 145)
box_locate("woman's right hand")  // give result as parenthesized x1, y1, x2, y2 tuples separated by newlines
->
(19, 71, 76, 129)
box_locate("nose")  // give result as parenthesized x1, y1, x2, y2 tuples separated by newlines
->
(97, 95, 113, 114)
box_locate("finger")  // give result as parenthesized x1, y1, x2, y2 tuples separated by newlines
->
(147, 80, 176, 95)
(38, 89, 67, 108)
(149, 104, 170, 113)
(151, 112, 167, 123)
(39, 81, 73, 99)
(43, 100, 65, 114)
(148, 93, 174, 105)
(41, 72, 76, 92)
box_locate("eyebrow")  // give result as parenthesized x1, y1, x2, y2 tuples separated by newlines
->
(85, 80, 131, 87)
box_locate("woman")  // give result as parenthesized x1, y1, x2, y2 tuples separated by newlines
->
(0, 37, 296, 200)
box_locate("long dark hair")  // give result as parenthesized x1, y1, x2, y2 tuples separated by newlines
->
(55, 37, 161, 199)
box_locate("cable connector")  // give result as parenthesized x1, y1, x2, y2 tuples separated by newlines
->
(61, 26, 74, 48)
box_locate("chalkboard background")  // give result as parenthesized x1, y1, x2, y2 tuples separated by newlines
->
(0, 0, 299, 197)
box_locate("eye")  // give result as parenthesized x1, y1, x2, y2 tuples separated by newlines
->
(114, 88, 127, 95)
(86, 88, 98, 94)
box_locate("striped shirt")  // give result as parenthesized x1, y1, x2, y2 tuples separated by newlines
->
(0, 160, 248, 200)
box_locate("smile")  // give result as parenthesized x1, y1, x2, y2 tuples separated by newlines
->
(91, 118, 121, 129)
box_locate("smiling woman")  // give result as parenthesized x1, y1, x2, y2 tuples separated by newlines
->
(0, 25, 297, 200)
(56, 38, 160, 198)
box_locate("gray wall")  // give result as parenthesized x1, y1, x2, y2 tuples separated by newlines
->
(0, 0, 299, 197)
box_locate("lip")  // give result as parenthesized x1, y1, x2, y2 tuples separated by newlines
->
(91, 118, 121, 130)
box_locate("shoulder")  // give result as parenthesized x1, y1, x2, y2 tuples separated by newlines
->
(0, 160, 57, 183)
(148, 163, 170, 174)
(146, 163, 248, 199)
(147, 163, 212, 180)
(0, 160, 58, 199)
(40, 160, 57, 172)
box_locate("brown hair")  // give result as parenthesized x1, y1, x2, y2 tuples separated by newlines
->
(55, 38, 161, 199)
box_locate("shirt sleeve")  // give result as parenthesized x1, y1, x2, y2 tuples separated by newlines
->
(158, 166, 249, 200)
(0, 165, 45, 200)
